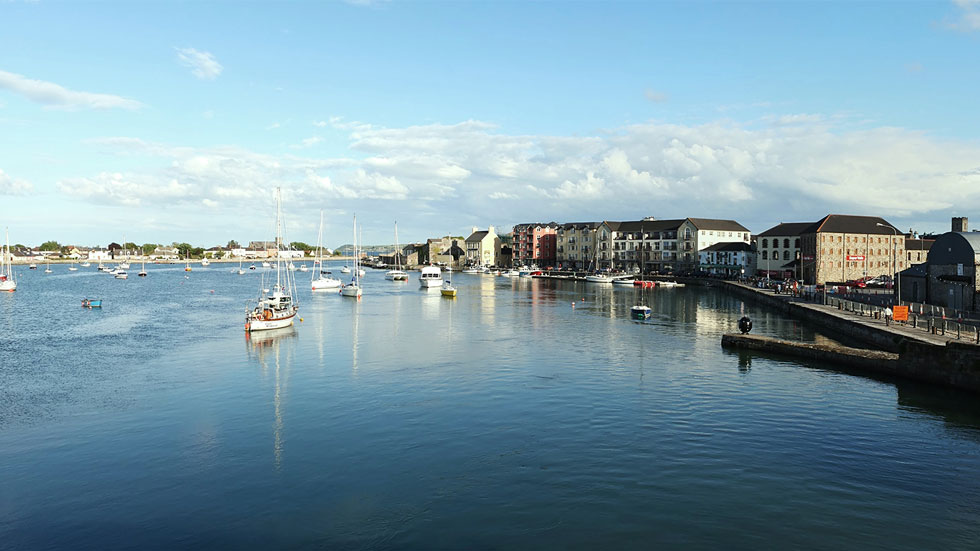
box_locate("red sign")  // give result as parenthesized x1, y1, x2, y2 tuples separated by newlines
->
(846, 255, 866, 261)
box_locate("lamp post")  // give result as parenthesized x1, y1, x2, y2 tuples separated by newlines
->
(876, 222, 901, 305)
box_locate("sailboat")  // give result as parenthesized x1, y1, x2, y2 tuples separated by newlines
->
(68, 261, 78, 271)
(0, 229, 16, 292)
(340, 215, 362, 298)
(44, 262, 52, 273)
(236, 257, 245, 275)
(138, 258, 147, 277)
(441, 265, 457, 297)
(245, 188, 300, 331)
(184, 253, 192, 272)
(385, 221, 408, 281)
(312, 210, 342, 291)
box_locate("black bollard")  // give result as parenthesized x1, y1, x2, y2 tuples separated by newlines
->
(738, 316, 753, 334)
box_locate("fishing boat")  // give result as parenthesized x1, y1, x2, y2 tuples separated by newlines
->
(311, 210, 342, 291)
(419, 265, 443, 288)
(245, 188, 300, 331)
(385, 221, 409, 281)
(340, 215, 362, 298)
(0, 229, 16, 292)
(81, 298, 102, 308)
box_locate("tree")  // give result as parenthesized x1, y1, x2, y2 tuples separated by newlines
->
(227, 240, 240, 249)
(39, 240, 61, 251)
(124, 242, 139, 252)
(191, 247, 205, 258)
(142, 243, 157, 256)
(175, 243, 193, 258)
(289, 241, 312, 252)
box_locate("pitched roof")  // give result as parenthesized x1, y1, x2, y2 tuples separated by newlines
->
(701, 242, 753, 252)
(686, 218, 750, 232)
(804, 214, 898, 235)
(558, 222, 601, 230)
(757, 222, 814, 237)
(904, 238, 935, 251)
(614, 219, 686, 232)
(465, 231, 489, 242)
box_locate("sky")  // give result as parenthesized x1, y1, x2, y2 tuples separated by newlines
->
(2, 0, 980, 249)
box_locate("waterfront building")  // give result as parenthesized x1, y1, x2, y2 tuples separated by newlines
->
(678, 218, 751, 272)
(755, 222, 811, 280)
(699, 242, 756, 277)
(597, 217, 750, 273)
(512, 222, 558, 267)
(800, 214, 905, 285)
(900, 218, 975, 310)
(905, 237, 934, 266)
(464, 226, 501, 267)
(555, 222, 600, 271)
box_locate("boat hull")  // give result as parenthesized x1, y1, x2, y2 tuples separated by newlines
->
(312, 277, 342, 290)
(0, 281, 16, 292)
(585, 275, 614, 283)
(441, 286, 457, 297)
(385, 270, 408, 281)
(246, 311, 296, 332)
(420, 278, 443, 288)
(630, 306, 652, 320)
(340, 284, 362, 297)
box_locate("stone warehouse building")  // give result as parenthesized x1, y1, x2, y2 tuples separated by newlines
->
(900, 218, 976, 311)
(800, 214, 906, 285)
(756, 222, 812, 280)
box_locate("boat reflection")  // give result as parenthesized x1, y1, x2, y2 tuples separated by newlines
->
(245, 326, 296, 470)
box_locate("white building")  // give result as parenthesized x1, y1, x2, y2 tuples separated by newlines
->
(699, 242, 756, 277)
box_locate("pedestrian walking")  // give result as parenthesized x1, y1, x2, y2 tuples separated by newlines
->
(884, 306, 893, 326)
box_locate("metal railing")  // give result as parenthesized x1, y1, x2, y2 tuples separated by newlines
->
(824, 295, 980, 343)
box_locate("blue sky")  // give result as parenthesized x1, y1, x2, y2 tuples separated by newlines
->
(2, 0, 980, 248)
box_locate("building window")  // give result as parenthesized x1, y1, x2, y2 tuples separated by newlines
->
(783, 239, 789, 248)
(762, 239, 768, 248)
(783, 250, 790, 260)
(794, 238, 800, 248)
(773, 239, 779, 249)
(762, 251, 768, 260)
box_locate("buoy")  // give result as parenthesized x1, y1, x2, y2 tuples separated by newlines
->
(210, 290, 215, 294)
(299, 318, 303, 322)
(571, 301, 575, 307)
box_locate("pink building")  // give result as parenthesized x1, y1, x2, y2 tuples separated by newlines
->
(512, 222, 558, 267)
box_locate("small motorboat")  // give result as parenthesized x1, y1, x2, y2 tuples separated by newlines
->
(298, 264, 309, 272)
(612, 278, 636, 285)
(114, 271, 128, 279)
(249, 264, 257, 270)
(630, 305, 652, 320)
(29, 263, 37, 270)
(81, 298, 102, 308)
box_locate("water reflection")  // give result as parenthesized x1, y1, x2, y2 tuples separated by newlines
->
(245, 326, 297, 470)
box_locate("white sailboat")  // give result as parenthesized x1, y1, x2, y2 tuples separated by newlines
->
(385, 221, 408, 281)
(245, 188, 300, 331)
(340, 215, 362, 298)
(44, 262, 52, 273)
(0, 228, 16, 292)
(236, 257, 245, 275)
(68, 261, 78, 271)
(312, 210, 342, 291)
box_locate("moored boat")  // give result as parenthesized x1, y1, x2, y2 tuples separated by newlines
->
(312, 210, 342, 291)
(81, 298, 102, 308)
(419, 265, 443, 288)
(630, 305, 652, 320)
(245, 188, 300, 331)
(0, 229, 16, 292)
(340, 215, 363, 298)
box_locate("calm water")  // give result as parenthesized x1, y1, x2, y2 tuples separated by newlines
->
(2, 263, 980, 549)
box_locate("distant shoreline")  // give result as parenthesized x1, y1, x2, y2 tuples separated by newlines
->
(8, 256, 350, 265)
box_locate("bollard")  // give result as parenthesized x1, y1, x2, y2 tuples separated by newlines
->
(943, 320, 947, 335)
(957, 323, 961, 340)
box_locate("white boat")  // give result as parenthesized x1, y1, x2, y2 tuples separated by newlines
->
(340, 215, 362, 298)
(0, 229, 16, 292)
(236, 257, 245, 275)
(114, 270, 128, 279)
(462, 266, 479, 274)
(288, 262, 297, 271)
(249, 264, 257, 270)
(503, 269, 520, 277)
(44, 262, 52, 273)
(80, 261, 91, 267)
(419, 265, 443, 288)
(68, 262, 78, 271)
(385, 221, 409, 281)
(585, 275, 614, 283)
(312, 210, 342, 291)
(118, 262, 130, 269)
(298, 264, 309, 272)
(630, 305, 652, 320)
(340, 266, 351, 274)
(612, 278, 636, 285)
(658, 281, 684, 288)
(246, 188, 300, 331)
(262, 261, 271, 268)
(28, 262, 36, 270)
(200, 258, 210, 267)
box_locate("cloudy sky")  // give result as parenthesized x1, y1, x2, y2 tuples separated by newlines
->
(2, 1, 980, 248)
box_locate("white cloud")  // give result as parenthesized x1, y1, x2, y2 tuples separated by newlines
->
(291, 136, 323, 149)
(644, 88, 668, 103)
(175, 48, 223, 80)
(313, 120, 328, 127)
(949, 0, 980, 31)
(0, 69, 142, 110)
(0, 169, 33, 195)
(62, 117, 980, 239)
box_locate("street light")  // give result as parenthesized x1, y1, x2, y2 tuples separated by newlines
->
(876, 222, 901, 305)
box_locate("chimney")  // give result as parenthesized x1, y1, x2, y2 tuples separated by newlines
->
(488, 225, 495, 235)
(952, 217, 968, 232)
(472, 226, 479, 235)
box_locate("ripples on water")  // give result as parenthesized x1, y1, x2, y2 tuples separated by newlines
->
(2, 264, 980, 549)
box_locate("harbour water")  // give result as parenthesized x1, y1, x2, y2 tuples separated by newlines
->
(2, 263, 980, 549)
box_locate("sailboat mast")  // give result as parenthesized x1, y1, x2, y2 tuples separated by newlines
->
(275, 187, 282, 290)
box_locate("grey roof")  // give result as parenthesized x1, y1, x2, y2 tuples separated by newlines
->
(558, 222, 601, 230)
(702, 242, 753, 252)
(804, 214, 898, 235)
(927, 232, 980, 265)
(465, 231, 489, 242)
(757, 222, 813, 237)
(904, 238, 934, 251)
(686, 218, 750, 232)
(614, 219, 686, 232)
